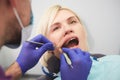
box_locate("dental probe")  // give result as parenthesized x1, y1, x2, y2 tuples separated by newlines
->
(63, 52, 73, 68)
(26, 40, 73, 68)
(26, 40, 44, 45)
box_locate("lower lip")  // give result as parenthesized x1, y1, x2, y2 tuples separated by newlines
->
(68, 45, 79, 49)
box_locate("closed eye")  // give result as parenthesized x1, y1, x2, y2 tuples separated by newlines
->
(52, 26, 60, 31)
(70, 20, 77, 24)
(50, 23, 61, 32)
(67, 16, 78, 25)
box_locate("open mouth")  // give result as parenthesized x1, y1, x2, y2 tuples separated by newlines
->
(62, 37, 79, 48)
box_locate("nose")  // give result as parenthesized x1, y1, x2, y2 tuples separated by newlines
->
(63, 24, 73, 36)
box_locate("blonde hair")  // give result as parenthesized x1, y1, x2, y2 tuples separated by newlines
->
(37, 5, 83, 36)
(36, 5, 88, 67)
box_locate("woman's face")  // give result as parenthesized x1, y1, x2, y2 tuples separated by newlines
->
(47, 9, 87, 58)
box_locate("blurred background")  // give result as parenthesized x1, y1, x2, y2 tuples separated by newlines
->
(0, 0, 120, 76)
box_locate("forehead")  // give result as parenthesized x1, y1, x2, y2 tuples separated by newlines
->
(52, 9, 76, 23)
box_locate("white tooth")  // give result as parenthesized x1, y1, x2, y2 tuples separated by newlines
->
(70, 38, 75, 40)
(65, 38, 75, 46)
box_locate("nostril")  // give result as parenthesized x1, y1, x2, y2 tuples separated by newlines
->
(65, 30, 73, 36)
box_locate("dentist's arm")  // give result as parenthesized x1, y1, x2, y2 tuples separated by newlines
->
(60, 48, 92, 80)
(5, 62, 22, 80)
(5, 34, 54, 80)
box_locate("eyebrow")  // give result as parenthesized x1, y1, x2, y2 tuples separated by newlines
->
(51, 22, 60, 26)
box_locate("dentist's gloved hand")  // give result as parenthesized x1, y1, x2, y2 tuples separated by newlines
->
(16, 34, 54, 74)
(60, 48, 92, 80)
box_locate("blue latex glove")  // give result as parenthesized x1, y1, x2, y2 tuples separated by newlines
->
(16, 34, 54, 74)
(60, 48, 92, 80)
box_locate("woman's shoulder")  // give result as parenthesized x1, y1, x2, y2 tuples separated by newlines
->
(89, 55, 120, 80)
(98, 55, 120, 61)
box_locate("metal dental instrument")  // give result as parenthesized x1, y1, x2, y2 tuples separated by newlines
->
(26, 40, 73, 68)
(63, 52, 73, 68)
(26, 40, 44, 45)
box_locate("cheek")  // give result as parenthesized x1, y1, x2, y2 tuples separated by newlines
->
(47, 32, 63, 59)
(47, 32, 61, 45)
(77, 29, 86, 40)
(76, 24, 86, 38)
(74, 25, 86, 37)
(74, 25, 87, 50)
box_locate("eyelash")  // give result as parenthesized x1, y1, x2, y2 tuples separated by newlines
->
(51, 20, 77, 32)
(70, 20, 77, 24)
(52, 26, 60, 31)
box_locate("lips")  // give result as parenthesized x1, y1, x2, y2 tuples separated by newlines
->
(62, 37, 79, 48)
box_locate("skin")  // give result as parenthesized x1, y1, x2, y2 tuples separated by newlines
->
(0, 0, 31, 48)
(47, 9, 88, 58)
(0, 0, 31, 79)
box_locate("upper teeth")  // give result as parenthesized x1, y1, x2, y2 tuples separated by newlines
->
(64, 38, 76, 47)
